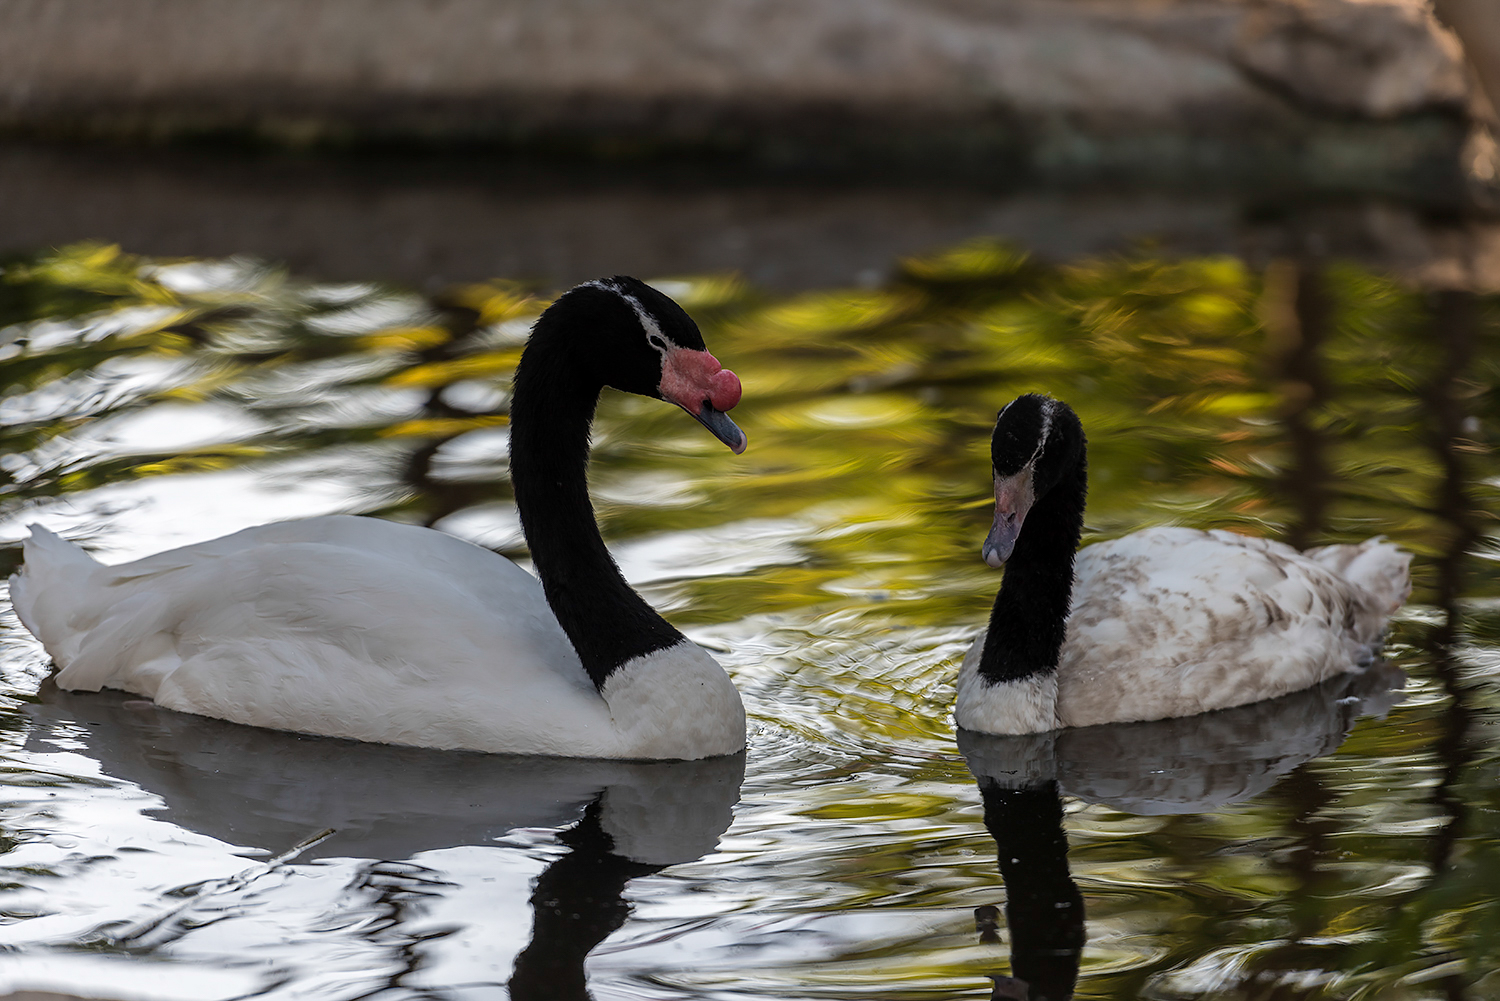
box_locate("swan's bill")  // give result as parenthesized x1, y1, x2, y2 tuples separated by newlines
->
(658, 347, 747, 454)
(694, 403, 747, 454)
(983, 467, 1037, 567)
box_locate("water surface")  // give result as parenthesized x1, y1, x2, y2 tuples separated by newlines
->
(1, 242, 1498, 999)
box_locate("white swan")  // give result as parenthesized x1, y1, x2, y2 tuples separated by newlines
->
(9, 277, 749, 760)
(955, 394, 1411, 735)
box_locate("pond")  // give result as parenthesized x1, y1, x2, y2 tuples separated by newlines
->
(0, 240, 1497, 999)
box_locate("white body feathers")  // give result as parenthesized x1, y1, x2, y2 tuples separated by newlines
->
(956, 527, 1411, 734)
(9, 516, 746, 760)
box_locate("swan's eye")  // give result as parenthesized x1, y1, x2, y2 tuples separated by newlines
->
(648, 334, 668, 353)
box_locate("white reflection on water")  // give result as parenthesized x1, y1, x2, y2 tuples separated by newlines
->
(0, 468, 361, 562)
(613, 517, 810, 587)
(2, 686, 745, 998)
(0, 580, 1472, 999)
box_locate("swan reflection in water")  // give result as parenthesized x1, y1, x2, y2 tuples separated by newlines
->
(24, 683, 745, 999)
(959, 661, 1406, 1001)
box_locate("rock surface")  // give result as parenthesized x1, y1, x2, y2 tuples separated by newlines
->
(0, 0, 1482, 186)
(1234, 0, 1468, 117)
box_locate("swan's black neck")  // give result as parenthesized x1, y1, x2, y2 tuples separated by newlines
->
(979, 459, 1086, 685)
(979, 778, 1084, 1001)
(510, 310, 685, 690)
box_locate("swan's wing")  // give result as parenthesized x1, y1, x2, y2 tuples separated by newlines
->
(1057, 527, 1396, 728)
(20, 518, 616, 754)
(102, 515, 524, 602)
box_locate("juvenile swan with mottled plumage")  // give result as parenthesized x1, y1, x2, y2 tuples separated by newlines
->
(956, 394, 1411, 735)
(10, 278, 749, 760)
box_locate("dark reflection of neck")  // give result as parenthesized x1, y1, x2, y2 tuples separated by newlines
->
(509, 800, 664, 1001)
(978, 778, 1084, 1001)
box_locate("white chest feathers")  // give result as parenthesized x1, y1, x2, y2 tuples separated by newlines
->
(601, 641, 747, 760)
(954, 656, 1058, 735)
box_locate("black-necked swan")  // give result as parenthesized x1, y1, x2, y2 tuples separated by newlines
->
(9, 277, 750, 760)
(955, 393, 1411, 735)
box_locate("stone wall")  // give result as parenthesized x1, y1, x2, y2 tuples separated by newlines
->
(0, 0, 1485, 188)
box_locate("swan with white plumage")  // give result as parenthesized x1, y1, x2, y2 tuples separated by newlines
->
(955, 394, 1411, 735)
(9, 277, 749, 760)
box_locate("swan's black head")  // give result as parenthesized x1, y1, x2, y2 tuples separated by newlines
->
(983, 394, 1085, 567)
(534, 276, 746, 453)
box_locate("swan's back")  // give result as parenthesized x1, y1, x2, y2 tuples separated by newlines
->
(10, 516, 612, 756)
(1056, 527, 1410, 728)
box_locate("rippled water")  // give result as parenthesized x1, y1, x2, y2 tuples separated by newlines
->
(1, 243, 1498, 999)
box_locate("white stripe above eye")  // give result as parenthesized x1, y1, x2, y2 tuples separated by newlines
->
(585, 279, 671, 356)
(1031, 398, 1054, 465)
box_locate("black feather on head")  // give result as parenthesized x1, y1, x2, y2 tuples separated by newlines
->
(537, 276, 707, 400)
(991, 394, 1085, 496)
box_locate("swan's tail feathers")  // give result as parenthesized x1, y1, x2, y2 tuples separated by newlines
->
(9, 525, 103, 671)
(1304, 537, 1413, 615)
(19, 524, 99, 568)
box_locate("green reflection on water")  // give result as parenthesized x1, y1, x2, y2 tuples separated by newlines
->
(2, 240, 1499, 998)
(4, 242, 1497, 612)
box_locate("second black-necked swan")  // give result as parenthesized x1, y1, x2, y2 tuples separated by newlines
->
(955, 394, 1411, 735)
(10, 277, 750, 760)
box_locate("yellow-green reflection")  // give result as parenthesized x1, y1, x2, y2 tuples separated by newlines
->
(2, 240, 1499, 999)
(5, 242, 1495, 609)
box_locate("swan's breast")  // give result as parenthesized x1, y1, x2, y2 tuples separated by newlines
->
(601, 639, 747, 760)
